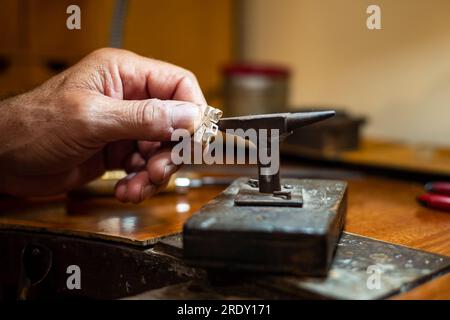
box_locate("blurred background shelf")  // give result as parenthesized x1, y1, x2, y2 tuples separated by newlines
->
(283, 138, 450, 181)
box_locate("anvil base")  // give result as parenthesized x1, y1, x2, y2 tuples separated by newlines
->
(183, 178, 347, 276)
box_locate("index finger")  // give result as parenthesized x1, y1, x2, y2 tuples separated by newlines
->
(87, 48, 207, 104)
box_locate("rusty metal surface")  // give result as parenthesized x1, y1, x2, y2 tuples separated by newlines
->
(256, 232, 450, 300)
(149, 233, 450, 300)
(124, 279, 289, 300)
(183, 178, 347, 275)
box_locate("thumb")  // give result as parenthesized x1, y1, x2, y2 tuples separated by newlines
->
(96, 97, 203, 142)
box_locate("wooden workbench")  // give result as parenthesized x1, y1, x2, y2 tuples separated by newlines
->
(1, 167, 450, 299)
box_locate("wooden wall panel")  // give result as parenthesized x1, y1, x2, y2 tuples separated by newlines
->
(123, 0, 235, 98)
(27, 0, 114, 60)
(0, 0, 20, 97)
(0, 0, 20, 55)
(0, 0, 235, 99)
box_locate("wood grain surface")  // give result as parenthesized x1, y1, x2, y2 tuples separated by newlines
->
(345, 177, 450, 257)
(0, 187, 223, 246)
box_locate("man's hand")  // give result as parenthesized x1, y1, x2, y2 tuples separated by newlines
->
(0, 48, 206, 203)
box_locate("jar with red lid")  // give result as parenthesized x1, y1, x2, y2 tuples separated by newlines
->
(222, 63, 290, 116)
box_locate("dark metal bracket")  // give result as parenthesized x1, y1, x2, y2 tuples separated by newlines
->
(234, 179, 303, 207)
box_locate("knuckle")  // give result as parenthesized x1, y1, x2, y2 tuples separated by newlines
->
(88, 47, 129, 61)
(89, 48, 114, 59)
(57, 93, 97, 135)
(61, 93, 88, 118)
(74, 94, 107, 126)
(166, 64, 197, 84)
(181, 69, 197, 82)
(178, 69, 201, 92)
(139, 99, 155, 128)
(140, 99, 174, 139)
(140, 99, 168, 128)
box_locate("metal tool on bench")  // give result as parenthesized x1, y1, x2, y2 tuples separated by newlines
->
(183, 110, 348, 276)
(68, 171, 233, 197)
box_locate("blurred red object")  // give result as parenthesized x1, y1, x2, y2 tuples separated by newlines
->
(418, 192, 450, 212)
(425, 182, 450, 196)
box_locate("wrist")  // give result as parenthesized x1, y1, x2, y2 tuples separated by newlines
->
(0, 96, 19, 195)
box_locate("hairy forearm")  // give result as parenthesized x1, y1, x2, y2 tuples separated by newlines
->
(0, 93, 33, 193)
(0, 96, 16, 193)
(0, 97, 13, 154)
(0, 94, 26, 156)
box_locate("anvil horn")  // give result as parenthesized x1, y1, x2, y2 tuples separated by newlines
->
(286, 110, 335, 132)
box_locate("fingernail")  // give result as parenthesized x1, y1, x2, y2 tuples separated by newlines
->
(116, 173, 137, 202)
(115, 183, 128, 201)
(163, 163, 178, 182)
(124, 172, 137, 180)
(172, 103, 201, 130)
(141, 185, 155, 200)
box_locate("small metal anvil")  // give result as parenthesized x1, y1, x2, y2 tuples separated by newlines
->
(183, 111, 348, 276)
(218, 111, 336, 207)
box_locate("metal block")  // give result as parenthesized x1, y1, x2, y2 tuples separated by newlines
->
(183, 178, 347, 276)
